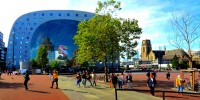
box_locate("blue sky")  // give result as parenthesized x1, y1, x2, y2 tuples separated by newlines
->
(0, 0, 200, 53)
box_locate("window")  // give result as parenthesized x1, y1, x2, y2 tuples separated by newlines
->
(67, 13, 70, 16)
(27, 37, 29, 39)
(25, 50, 27, 53)
(34, 13, 36, 16)
(26, 18, 29, 21)
(30, 27, 33, 30)
(26, 41, 28, 44)
(40, 18, 43, 22)
(42, 13, 44, 16)
(84, 14, 87, 17)
(58, 13, 61, 16)
(76, 14, 78, 17)
(50, 13, 53, 16)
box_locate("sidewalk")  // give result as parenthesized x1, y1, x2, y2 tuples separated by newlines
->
(0, 74, 69, 100)
(58, 75, 162, 100)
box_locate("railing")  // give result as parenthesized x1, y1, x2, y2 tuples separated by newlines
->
(115, 88, 200, 100)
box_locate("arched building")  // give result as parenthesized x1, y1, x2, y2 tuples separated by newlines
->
(6, 10, 94, 69)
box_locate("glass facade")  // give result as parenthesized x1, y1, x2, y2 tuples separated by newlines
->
(6, 10, 94, 68)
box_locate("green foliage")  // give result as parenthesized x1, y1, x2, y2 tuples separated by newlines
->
(73, 0, 142, 82)
(30, 58, 37, 68)
(167, 64, 171, 69)
(36, 45, 49, 68)
(42, 37, 54, 52)
(179, 61, 189, 69)
(66, 59, 74, 68)
(172, 59, 179, 68)
(74, 0, 142, 64)
(50, 60, 59, 69)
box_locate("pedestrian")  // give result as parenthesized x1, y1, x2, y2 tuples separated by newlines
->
(0, 69, 2, 79)
(110, 73, 114, 88)
(146, 71, 150, 78)
(117, 74, 123, 89)
(50, 69, 58, 89)
(24, 70, 30, 90)
(166, 71, 170, 80)
(82, 71, 86, 88)
(86, 72, 92, 87)
(90, 71, 97, 86)
(147, 73, 157, 96)
(175, 75, 184, 96)
(6, 69, 9, 75)
(9, 69, 12, 76)
(76, 72, 82, 87)
(152, 71, 157, 79)
(112, 74, 118, 88)
(126, 73, 133, 89)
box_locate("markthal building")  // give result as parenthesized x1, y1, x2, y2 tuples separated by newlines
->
(6, 10, 95, 69)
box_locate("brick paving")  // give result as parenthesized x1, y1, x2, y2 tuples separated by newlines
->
(0, 74, 69, 100)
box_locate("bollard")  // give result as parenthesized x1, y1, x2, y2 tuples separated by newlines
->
(162, 91, 165, 100)
(115, 89, 118, 100)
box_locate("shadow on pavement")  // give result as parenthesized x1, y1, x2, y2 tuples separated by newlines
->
(28, 90, 50, 94)
(76, 91, 89, 93)
(0, 82, 24, 89)
(62, 89, 75, 91)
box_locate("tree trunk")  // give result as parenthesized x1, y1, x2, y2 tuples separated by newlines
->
(104, 56, 108, 82)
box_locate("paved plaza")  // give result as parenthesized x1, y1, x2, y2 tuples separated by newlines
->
(0, 74, 69, 100)
(0, 71, 200, 100)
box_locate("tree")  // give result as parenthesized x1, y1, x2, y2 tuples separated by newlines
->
(167, 64, 171, 70)
(172, 59, 179, 69)
(50, 60, 59, 69)
(42, 37, 55, 52)
(30, 58, 37, 68)
(36, 45, 49, 71)
(169, 11, 200, 68)
(73, 0, 142, 82)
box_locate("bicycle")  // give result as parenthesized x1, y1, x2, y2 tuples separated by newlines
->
(184, 78, 193, 91)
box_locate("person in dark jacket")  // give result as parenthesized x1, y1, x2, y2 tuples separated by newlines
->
(166, 71, 170, 80)
(24, 70, 30, 90)
(82, 71, 86, 88)
(147, 73, 157, 96)
(126, 73, 133, 89)
(112, 74, 118, 88)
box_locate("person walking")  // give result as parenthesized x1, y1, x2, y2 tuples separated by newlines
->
(112, 74, 118, 89)
(126, 73, 133, 89)
(50, 69, 58, 89)
(117, 74, 123, 89)
(0, 69, 2, 79)
(24, 70, 30, 90)
(175, 75, 184, 96)
(91, 71, 97, 86)
(82, 71, 86, 88)
(86, 72, 92, 87)
(166, 71, 170, 80)
(76, 72, 82, 87)
(147, 73, 157, 96)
